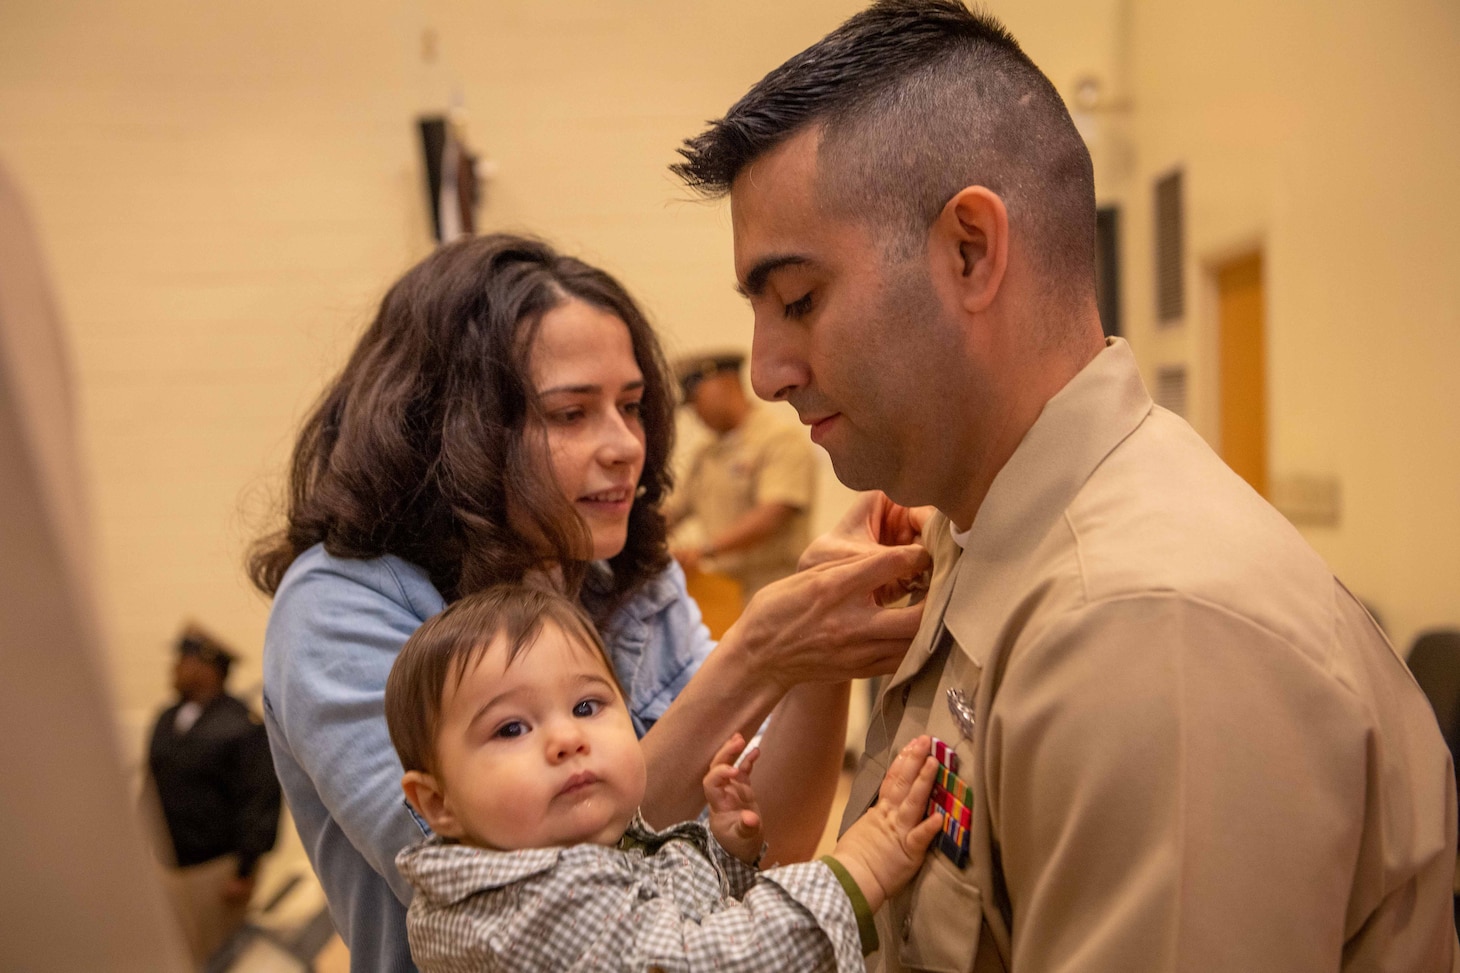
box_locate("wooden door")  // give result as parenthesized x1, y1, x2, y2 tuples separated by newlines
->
(1217, 252, 1268, 495)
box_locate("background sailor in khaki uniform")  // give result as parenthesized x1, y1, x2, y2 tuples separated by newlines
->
(667, 350, 816, 602)
(673, 1, 1460, 970)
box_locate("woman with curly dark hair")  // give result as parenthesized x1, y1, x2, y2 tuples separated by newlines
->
(251, 234, 928, 971)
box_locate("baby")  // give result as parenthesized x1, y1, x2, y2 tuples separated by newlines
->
(384, 582, 943, 973)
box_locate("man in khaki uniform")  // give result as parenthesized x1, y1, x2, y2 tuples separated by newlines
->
(667, 351, 816, 600)
(673, 1, 1459, 970)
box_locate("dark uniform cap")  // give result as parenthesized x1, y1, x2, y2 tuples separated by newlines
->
(176, 624, 236, 676)
(673, 350, 745, 403)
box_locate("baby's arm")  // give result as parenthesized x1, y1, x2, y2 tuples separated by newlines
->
(703, 732, 764, 864)
(826, 735, 942, 914)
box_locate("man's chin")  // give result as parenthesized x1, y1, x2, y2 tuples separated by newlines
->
(828, 459, 932, 515)
(826, 451, 895, 496)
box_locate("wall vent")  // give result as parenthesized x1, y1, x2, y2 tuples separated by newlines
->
(1153, 364, 1188, 418)
(1154, 169, 1185, 323)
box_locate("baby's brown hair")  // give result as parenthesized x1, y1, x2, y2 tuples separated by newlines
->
(385, 583, 622, 779)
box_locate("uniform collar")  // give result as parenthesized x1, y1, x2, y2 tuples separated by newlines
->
(962, 337, 1149, 563)
(943, 337, 1152, 662)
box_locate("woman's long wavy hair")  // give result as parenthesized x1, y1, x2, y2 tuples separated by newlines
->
(247, 234, 675, 618)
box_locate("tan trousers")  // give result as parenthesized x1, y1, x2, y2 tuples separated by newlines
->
(161, 854, 249, 970)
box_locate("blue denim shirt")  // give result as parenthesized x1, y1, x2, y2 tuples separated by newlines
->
(261, 545, 714, 972)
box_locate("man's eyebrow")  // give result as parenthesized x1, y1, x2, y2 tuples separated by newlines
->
(736, 255, 812, 299)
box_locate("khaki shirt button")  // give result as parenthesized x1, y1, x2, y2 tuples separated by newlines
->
(902, 914, 913, 941)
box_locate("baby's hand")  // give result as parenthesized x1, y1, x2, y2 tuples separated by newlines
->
(703, 733, 763, 865)
(829, 735, 943, 913)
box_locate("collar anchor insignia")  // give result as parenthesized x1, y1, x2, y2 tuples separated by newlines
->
(946, 688, 976, 741)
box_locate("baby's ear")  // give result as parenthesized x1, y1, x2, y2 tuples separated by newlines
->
(401, 771, 463, 839)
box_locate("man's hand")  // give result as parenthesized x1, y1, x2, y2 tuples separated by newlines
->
(703, 733, 764, 865)
(829, 735, 942, 913)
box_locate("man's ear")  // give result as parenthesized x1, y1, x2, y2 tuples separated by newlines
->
(929, 186, 1009, 316)
(401, 770, 464, 840)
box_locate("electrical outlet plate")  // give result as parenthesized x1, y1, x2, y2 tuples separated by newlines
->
(1269, 474, 1342, 527)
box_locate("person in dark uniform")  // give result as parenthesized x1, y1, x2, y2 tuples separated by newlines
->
(146, 624, 281, 968)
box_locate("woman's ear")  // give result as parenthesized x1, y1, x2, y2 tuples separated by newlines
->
(929, 186, 1009, 316)
(402, 770, 463, 839)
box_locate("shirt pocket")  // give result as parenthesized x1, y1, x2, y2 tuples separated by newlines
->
(893, 854, 985, 972)
(896, 638, 991, 972)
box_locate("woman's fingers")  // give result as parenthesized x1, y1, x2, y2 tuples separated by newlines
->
(878, 502, 935, 548)
(820, 542, 931, 592)
(861, 492, 932, 547)
(733, 540, 934, 688)
(799, 491, 932, 570)
(851, 600, 928, 643)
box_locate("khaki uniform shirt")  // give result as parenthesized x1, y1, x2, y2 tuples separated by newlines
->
(676, 406, 815, 597)
(844, 338, 1458, 972)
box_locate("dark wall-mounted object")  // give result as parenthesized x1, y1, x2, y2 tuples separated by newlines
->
(1155, 168, 1185, 324)
(1095, 205, 1121, 337)
(418, 116, 479, 244)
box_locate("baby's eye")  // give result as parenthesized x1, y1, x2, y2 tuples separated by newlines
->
(494, 720, 529, 739)
(572, 699, 603, 718)
(784, 293, 813, 320)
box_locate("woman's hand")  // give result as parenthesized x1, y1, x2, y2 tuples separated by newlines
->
(799, 491, 934, 570)
(638, 491, 935, 844)
(798, 492, 935, 605)
(728, 537, 931, 691)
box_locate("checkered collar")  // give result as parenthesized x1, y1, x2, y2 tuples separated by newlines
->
(395, 812, 710, 908)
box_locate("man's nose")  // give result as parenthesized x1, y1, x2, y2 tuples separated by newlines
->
(749, 319, 809, 403)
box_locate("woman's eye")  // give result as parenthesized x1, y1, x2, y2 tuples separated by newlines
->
(573, 699, 603, 718)
(620, 399, 642, 418)
(548, 408, 584, 425)
(494, 720, 528, 739)
(784, 294, 814, 319)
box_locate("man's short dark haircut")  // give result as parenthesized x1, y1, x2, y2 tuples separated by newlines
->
(673, 0, 1096, 298)
(384, 583, 622, 778)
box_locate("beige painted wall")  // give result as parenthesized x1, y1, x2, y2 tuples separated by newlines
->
(2, 0, 1452, 760)
(1117, 0, 1460, 654)
(0, 0, 434, 754)
(0, 0, 1118, 752)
